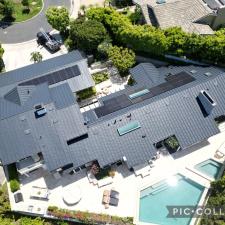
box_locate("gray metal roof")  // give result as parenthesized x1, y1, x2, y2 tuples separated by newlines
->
(0, 50, 94, 95)
(1, 61, 225, 171)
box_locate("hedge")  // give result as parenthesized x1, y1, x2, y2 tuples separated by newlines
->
(92, 72, 109, 84)
(47, 206, 134, 225)
(77, 87, 96, 100)
(86, 7, 225, 64)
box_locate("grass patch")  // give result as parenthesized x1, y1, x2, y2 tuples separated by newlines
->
(92, 72, 109, 84)
(0, 0, 42, 22)
(77, 87, 96, 100)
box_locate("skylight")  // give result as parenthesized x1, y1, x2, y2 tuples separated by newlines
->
(129, 89, 150, 100)
(117, 121, 141, 136)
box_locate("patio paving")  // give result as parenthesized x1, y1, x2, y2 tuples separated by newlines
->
(8, 130, 225, 221)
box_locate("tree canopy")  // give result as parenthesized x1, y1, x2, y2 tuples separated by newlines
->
(86, 7, 225, 64)
(0, 0, 14, 18)
(46, 7, 69, 34)
(107, 45, 135, 75)
(0, 44, 4, 72)
(69, 19, 108, 53)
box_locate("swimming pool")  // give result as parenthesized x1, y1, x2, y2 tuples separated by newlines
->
(139, 174, 205, 225)
(194, 159, 222, 179)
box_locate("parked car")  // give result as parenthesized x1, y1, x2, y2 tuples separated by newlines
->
(36, 30, 61, 52)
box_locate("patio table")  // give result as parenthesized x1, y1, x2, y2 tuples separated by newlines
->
(30, 186, 49, 199)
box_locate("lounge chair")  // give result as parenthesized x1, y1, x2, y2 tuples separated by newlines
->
(214, 150, 224, 159)
(102, 190, 110, 209)
(110, 190, 119, 199)
(14, 192, 23, 203)
(109, 197, 119, 206)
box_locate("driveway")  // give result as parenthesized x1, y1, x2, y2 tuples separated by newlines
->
(0, 0, 71, 43)
(2, 31, 68, 71)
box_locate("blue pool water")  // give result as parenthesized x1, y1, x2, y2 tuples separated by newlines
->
(195, 159, 222, 179)
(139, 174, 205, 225)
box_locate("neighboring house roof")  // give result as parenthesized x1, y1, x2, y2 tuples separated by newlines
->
(1, 58, 225, 171)
(151, 0, 214, 34)
(137, 0, 215, 34)
(0, 50, 94, 95)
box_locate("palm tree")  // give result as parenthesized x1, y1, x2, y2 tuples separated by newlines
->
(30, 51, 42, 63)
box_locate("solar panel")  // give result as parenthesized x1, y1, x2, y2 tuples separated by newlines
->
(19, 65, 81, 87)
(94, 71, 196, 118)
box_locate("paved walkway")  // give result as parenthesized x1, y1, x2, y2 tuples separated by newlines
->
(0, 0, 71, 43)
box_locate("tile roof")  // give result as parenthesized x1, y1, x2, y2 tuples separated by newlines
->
(139, 0, 214, 34)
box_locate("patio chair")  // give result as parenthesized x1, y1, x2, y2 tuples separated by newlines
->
(14, 192, 23, 203)
(110, 189, 119, 199)
(109, 197, 119, 206)
(102, 190, 110, 209)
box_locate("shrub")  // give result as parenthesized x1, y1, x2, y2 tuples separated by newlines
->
(127, 76, 135, 86)
(0, 183, 10, 213)
(47, 206, 134, 224)
(86, 7, 225, 64)
(92, 72, 109, 84)
(69, 20, 109, 53)
(77, 87, 96, 100)
(107, 46, 135, 76)
(10, 179, 20, 193)
(46, 7, 69, 34)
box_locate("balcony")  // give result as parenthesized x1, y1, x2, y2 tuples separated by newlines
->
(16, 155, 45, 175)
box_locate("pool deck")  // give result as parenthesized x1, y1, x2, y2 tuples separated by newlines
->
(8, 130, 225, 224)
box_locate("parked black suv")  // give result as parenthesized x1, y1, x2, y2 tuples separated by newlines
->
(37, 30, 61, 52)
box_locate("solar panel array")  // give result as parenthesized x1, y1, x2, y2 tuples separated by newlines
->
(94, 72, 195, 118)
(19, 65, 81, 86)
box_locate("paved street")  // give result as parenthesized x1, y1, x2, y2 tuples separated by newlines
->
(0, 0, 71, 43)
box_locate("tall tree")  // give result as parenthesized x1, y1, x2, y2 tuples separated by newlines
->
(69, 19, 108, 53)
(107, 46, 135, 76)
(0, 0, 14, 18)
(46, 7, 69, 34)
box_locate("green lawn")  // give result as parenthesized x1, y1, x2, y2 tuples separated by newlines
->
(0, 0, 42, 22)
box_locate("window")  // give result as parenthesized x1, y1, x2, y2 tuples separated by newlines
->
(67, 133, 88, 145)
(117, 121, 141, 136)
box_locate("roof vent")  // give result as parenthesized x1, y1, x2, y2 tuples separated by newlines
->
(190, 70, 197, 74)
(20, 116, 26, 121)
(204, 72, 212, 77)
(34, 104, 42, 110)
(24, 129, 31, 135)
(197, 90, 216, 116)
(34, 108, 47, 118)
(52, 119, 58, 124)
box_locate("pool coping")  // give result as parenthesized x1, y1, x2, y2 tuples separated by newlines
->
(187, 157, 225, 182)
(134, 169, 210, 225)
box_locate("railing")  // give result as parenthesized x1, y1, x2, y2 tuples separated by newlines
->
(17, 160, 45, 175)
